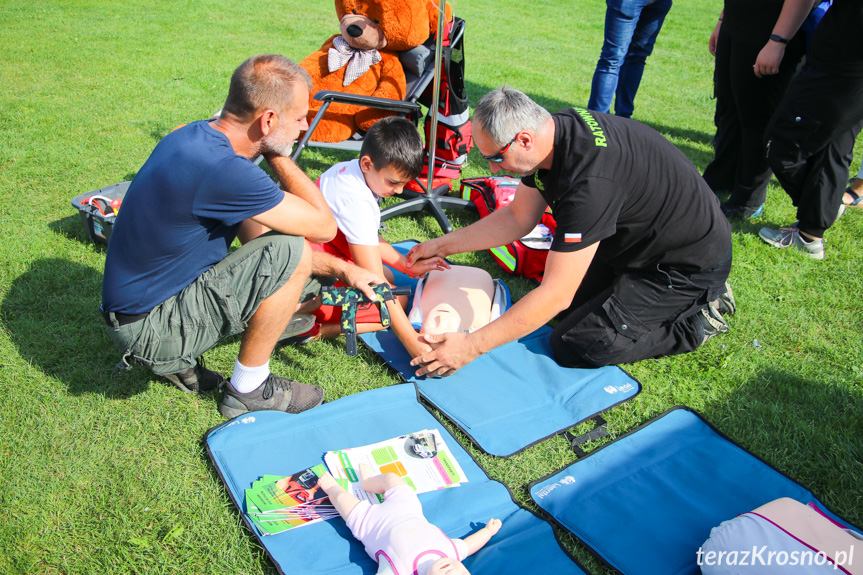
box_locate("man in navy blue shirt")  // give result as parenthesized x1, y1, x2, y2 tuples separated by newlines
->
(102, 54, 383, 417)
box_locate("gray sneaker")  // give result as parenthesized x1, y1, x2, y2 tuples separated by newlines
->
(758, 226, 825, 260)
(162, 358, 225, 394)
(219, 373, 324, 419)
(277, 313, 316, 345)
(696, 305, 729, 345)
(711, 281, 736, 316)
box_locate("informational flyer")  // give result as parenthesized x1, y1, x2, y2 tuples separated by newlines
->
(244, 465, 340, 535)
(324, 429, 468, 504)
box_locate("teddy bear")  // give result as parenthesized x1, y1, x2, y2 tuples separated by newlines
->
(299, 0, 451, 143)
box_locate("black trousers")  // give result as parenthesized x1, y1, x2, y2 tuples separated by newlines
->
(765, 64, 863, 238)
(702, 29, 804, 209)
(550, 249, 732, 368)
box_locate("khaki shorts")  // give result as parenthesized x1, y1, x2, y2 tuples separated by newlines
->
(105, 233, 321, 375)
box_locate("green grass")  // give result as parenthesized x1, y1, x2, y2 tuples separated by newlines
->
(1, 0, 862, 573)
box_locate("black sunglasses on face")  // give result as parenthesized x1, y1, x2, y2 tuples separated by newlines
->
(481, 135, 518, 163)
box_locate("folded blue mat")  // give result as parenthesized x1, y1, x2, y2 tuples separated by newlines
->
(529, 407, 862, 575)
(360, 241, 641, 457)
(361, 327, 640, 457)
(205, 384, 587, 575)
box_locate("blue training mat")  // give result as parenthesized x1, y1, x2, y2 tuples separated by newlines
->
(528, 406, 862, 575)
(364, 240, 640, 457)
(205, 385, 587, 575)
(361, 327, 640, 457)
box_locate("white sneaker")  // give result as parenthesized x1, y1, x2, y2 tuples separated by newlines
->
(758, 226, 825, 260)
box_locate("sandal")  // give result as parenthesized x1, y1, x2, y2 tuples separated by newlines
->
(845, 187, 863, 208)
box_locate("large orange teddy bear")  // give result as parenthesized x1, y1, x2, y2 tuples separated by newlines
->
(299, 0, 451, 143)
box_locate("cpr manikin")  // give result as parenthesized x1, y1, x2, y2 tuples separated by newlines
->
(408, 266, 507, 335)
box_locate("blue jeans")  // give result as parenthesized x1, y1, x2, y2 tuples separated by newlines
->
(588, 0, 672, 118)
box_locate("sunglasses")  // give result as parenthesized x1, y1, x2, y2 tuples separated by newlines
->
(480, 134, 518, 163)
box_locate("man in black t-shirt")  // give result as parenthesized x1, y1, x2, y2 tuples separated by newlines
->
(405, 87, 733, 376)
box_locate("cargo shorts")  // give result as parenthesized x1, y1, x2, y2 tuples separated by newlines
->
(104, 233, 322, 376)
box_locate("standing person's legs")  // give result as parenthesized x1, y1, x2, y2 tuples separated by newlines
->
(588, 0, 643, 114)
(764, 65, 863, 241)
(614, 0, 672, 118)
(795, 128, 861, 238)
(722, 37, 805, 216)
(702, 28, 739, 194)
(550, 253, 731, 368)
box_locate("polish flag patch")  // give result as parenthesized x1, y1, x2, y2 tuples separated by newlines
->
(564, 233, 583, 243)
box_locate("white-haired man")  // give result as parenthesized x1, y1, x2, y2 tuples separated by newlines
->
(407, 86, 733, 376)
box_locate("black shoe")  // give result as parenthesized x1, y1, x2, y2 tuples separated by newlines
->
(711, 281, 736, 316)
(721, 202, 764, 220)
(219, 373, 325, 419)
(162, 357, 225, 394)
(696, 305, 729, 346)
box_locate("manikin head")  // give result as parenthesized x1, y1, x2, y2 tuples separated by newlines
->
(418, 266, 495, 335)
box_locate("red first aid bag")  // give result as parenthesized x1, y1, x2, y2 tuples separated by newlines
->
(459, 176, 557, 282)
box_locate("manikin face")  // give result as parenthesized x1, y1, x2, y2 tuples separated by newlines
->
(259, 85, 310, 157)
(360, 155, 412, 198)
(420, 303, 464, 335)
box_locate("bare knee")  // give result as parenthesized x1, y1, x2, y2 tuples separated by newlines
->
(294, 240, 313, 281)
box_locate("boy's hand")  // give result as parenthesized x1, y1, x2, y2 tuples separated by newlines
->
(403, 331, 433, 359)
(406, 238, 447, 269)
(404, 255, 450, 278)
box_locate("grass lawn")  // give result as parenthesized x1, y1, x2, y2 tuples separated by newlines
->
(1, 0, 861, 573)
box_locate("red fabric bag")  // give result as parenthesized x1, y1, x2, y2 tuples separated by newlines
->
(459, 176, 557, 282)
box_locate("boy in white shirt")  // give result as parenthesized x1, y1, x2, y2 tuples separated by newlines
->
(312, 117, 448, 357)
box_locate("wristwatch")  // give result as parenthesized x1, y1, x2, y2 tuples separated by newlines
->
(769, 33, 789, 44)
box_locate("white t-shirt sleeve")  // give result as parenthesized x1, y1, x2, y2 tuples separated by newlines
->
(334, 196, 380, 246)
(319, 160, 381, 246)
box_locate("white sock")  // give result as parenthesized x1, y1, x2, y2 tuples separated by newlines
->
(230, 358, 270, 393)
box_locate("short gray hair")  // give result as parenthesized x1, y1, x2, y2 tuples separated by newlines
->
(222, 54, 313, 121)
(473, 86, 552, 146)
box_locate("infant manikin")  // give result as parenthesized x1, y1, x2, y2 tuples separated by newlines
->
(318, 463, 501, 575)
(409, 266, 505, 335)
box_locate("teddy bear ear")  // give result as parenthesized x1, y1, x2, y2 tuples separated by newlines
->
(334, 0, 350, 20)
(427, 0, 453, 36)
